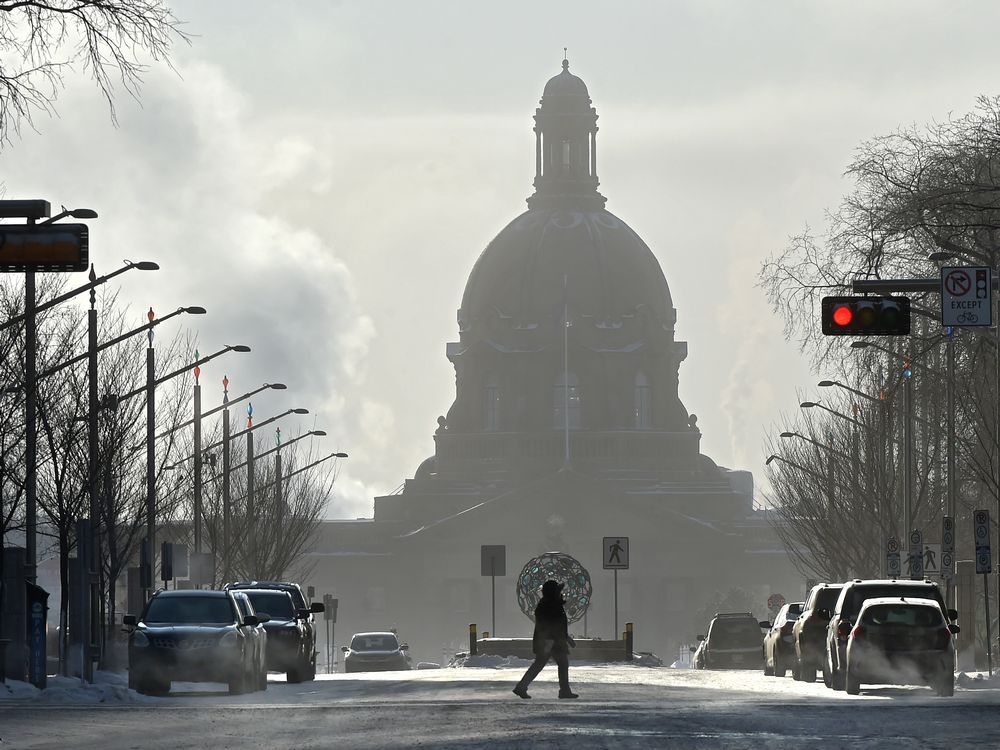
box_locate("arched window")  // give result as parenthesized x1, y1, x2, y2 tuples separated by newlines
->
(484, 374, 501, 432)
(634, 371, 651, 429)
(554, 372, 581, 430)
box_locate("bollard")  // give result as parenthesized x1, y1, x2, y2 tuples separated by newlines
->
(469, 623, 477, 656)
(625, 622, 634, 661)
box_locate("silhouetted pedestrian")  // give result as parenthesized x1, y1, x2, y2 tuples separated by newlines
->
(513, 579, 578, 699)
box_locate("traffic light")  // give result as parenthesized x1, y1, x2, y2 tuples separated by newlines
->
(821, 296, 911, 336)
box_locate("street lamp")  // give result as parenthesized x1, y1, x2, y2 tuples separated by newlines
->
(115, 343, 251, 600)
(799, 401, 865, 428)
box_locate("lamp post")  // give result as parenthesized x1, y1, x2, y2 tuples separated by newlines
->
(113, 343, 251, 601)
(8, 250, 156, 583)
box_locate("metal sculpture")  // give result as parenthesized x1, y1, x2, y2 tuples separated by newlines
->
(516, 551, 592, 624)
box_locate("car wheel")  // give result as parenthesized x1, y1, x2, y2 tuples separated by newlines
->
(258, 659, 268, 691)
(831, 665, 846, 691)
(801, 660, 816, 683)
(136, 675, 167, 696)
(229, 668, 247, 695)
(822, 657, 833, 688)
(791, 658, 801, 681)
(845, 666, 861, 696)
(934, 671, 954, 697)
(775, 661, 787, 678)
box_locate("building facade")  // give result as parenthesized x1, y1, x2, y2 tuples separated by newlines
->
(307, 60, 798, 665)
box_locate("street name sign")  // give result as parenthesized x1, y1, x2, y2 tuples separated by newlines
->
(941, 266, 992, 327)
(975, 510, 992, 575)
(603, 537, 629, 570)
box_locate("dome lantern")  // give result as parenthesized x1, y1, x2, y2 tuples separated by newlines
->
(529, 57, 606, 211)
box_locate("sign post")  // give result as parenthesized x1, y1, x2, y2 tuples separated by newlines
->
(480, 545, 506, 637)
(942, 516, 956, 607)
(975, 509, 993, 674)
(941, 266, 992, 327)
(603, 537, 629, 638)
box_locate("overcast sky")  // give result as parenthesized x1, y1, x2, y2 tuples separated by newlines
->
(4, 0, 1000, 518)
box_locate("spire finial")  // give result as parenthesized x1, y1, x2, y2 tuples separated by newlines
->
(562, 48, 569, 70)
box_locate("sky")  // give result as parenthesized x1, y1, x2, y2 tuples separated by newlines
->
(3, 0, 1000, 519)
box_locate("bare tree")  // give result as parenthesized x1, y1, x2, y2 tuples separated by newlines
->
(0, 0, 188, 145)
(759, 96, 1000, 583)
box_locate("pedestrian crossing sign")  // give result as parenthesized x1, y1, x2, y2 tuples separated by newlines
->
(603, 536, 629, 570)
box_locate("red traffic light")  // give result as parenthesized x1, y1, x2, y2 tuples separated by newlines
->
(821, 296, 911, 336)
(832, 305, 853, 327)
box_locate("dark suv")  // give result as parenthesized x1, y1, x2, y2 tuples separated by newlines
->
(124, 589, 265, 695)
(694, 612, 769, 669)
(238, 589, 312, 680)
(823, 579, 956, 691)
(792, 583, 843, 682)
(225, 580, 324, 681)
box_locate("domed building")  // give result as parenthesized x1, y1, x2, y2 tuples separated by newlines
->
(309, 60, 797, 665)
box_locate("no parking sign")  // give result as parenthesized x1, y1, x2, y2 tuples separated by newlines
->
(975, 510, 992, 575)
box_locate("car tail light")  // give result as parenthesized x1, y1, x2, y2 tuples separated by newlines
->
(851, 625, 865, 639)
(836, 621, 852, 639)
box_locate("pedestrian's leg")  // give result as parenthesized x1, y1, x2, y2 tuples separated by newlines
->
(514, 655, 548, 698)
(556, 653, 577, 698)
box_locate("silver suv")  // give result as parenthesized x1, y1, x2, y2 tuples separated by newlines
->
(822, 579, 956, 691)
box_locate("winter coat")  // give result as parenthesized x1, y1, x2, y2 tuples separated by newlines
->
(532, 595, 571, 657)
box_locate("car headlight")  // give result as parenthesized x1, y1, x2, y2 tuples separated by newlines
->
(133, 631, 149, 648)
(220, 631, 239, 648)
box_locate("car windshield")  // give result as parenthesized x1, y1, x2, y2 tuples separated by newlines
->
(247, 592, 295, 619)
(815, 588, 842, 611)
(710, 619, 761, 648)
(351, 634, 399, 651)
(145, 596, 235, 624)
(862, 605, 943, 627)
(846, 585, 943, 618)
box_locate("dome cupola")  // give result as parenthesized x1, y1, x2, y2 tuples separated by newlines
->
(529, 57, 605, 211)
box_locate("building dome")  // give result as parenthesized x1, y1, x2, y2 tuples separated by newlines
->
(459, 208, 675, 341)
(542, 59, 590, 100)
(441, 59, 691, 442)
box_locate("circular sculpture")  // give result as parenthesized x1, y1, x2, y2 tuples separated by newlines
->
(516, 551, 592, 624)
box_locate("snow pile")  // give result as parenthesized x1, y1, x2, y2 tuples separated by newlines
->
(0, 671, 156, 704)
(416, 662, 441, 670)
(449, 654, 534, 669)
(956, 671, 1000, 689)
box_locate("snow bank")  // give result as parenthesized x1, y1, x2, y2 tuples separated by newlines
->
(449, 654, 534, 669)
(956, 671, 1000, 689)
(416, 662, 441, 670)
(0, 671, 156, 705)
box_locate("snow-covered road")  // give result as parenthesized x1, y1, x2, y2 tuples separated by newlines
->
(2, 665, 999, 748)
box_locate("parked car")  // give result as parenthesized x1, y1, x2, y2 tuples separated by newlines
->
(231, 590, 269, 691)
(124, 589, 266, 695)
(844, 596, 958, 696)
(692, 613, 769, 670)
(225, 580, 324, 681)
(762, 601, 803, 677)
(342, 631, 411, 673)
(823, 579, 956, 691)
(792, 583, 844, 682)
(239, 588, 313, 682)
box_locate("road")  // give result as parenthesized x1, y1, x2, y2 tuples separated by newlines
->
(2, 665, 999, 749)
